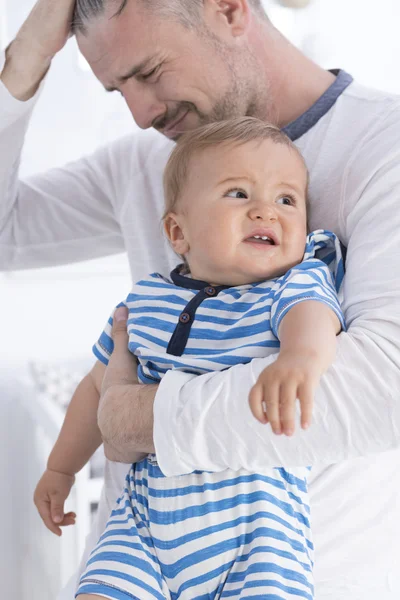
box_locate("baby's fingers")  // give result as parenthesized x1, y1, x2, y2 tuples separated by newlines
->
(36, 496, 62, 536)
(279, 381, 298, 436)
(263, 382, 281, 435)
(58, 511, 77, 528)
(249, 383, 268, 424)
(50, 491, 66, 526)
(297, 381, 315, 430)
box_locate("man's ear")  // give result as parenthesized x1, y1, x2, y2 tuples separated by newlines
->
(164, 213, 190, 255)
(204, 0, 250, 37)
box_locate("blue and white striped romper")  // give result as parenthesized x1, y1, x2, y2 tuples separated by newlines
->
(77, 230, 345, 600)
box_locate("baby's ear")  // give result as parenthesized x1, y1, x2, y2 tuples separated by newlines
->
(164, 213, 190, 255)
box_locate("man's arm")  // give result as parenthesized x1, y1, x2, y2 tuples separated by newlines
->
(0, 0, 126, 270)
(98, 306, 153, 461)
(99, 381, 156, 459)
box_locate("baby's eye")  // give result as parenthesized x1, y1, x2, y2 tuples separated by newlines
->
(276, 195, 295, 206)
(225, 188, 248, 199)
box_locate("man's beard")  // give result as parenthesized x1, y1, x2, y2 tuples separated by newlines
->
(154, 76, 254, 140)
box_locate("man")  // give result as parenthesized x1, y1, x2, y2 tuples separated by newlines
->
(1, 1, 400, 598)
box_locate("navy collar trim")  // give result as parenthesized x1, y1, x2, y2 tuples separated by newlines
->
(283, 69, 353, 142)
(170, 265, 230, 292)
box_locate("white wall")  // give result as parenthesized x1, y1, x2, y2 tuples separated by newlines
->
(287, 0, 400, 93)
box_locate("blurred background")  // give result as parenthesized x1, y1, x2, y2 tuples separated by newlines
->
(1, 0, 400, 598)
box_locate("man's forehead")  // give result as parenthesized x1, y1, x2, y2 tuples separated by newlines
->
(76, 5, 161, 86)
(76, 0, 156, 63)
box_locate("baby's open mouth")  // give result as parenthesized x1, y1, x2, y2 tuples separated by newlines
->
(246, 235, 275, 245)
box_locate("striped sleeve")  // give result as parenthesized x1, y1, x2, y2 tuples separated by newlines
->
(270, 258, 346, 339)
(92, 301, 127, 366)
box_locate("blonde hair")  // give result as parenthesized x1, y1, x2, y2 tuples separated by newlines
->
(163, 117, 308, 219)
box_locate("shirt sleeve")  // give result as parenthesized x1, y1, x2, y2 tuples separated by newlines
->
(0, 131, 129, 270)
(271, 258, 346, 338)
(0, 51, 46, 265)
(153, 107, 400, 477)
(92, 302, 127, 366)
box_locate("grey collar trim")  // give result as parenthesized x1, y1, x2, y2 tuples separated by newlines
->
(283, 69, 353, 142)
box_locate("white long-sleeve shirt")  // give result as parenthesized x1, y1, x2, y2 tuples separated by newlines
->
(2, 58, 400, 598)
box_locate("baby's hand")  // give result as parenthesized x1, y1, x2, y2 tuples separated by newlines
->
(249, 351, 321, 436)
(34, 468, 76, 536)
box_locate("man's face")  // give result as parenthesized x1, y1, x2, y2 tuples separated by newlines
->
(77, 1, 260, 139)
(167, 139, 308, 286)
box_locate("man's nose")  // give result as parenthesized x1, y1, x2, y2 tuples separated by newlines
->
(248, 203, 277, 222)
(123, 81, 166, 130)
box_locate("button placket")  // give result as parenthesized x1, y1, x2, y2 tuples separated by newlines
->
(205, 286, 216, 297)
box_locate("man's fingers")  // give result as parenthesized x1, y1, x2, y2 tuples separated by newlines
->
(102, 306, 138, 393)
(112, 305, 129, 341)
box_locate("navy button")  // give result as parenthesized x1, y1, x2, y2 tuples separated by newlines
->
(179, 312, 191, 324)
(205, 286, 216, 296)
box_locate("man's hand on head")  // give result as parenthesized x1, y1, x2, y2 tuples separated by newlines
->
(1, 0, 76, 101)
(98, 306, 157, 460)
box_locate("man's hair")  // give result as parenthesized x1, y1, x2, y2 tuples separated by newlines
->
(163, 117, 308, 218)
(72, 0, 267, 35)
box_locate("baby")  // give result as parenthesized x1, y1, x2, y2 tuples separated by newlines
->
(35, 117, 345, 600)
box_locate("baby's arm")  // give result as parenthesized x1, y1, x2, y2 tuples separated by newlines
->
(249, 301, 340, 436)
(34, 360, 105, 536)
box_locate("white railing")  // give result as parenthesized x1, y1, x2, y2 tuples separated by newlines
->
(0, 360, 104, 599)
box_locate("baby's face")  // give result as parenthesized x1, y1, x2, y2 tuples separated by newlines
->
(170, 139, 308, 286)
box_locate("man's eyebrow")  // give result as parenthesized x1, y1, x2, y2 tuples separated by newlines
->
(104, 57, 153, 92)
